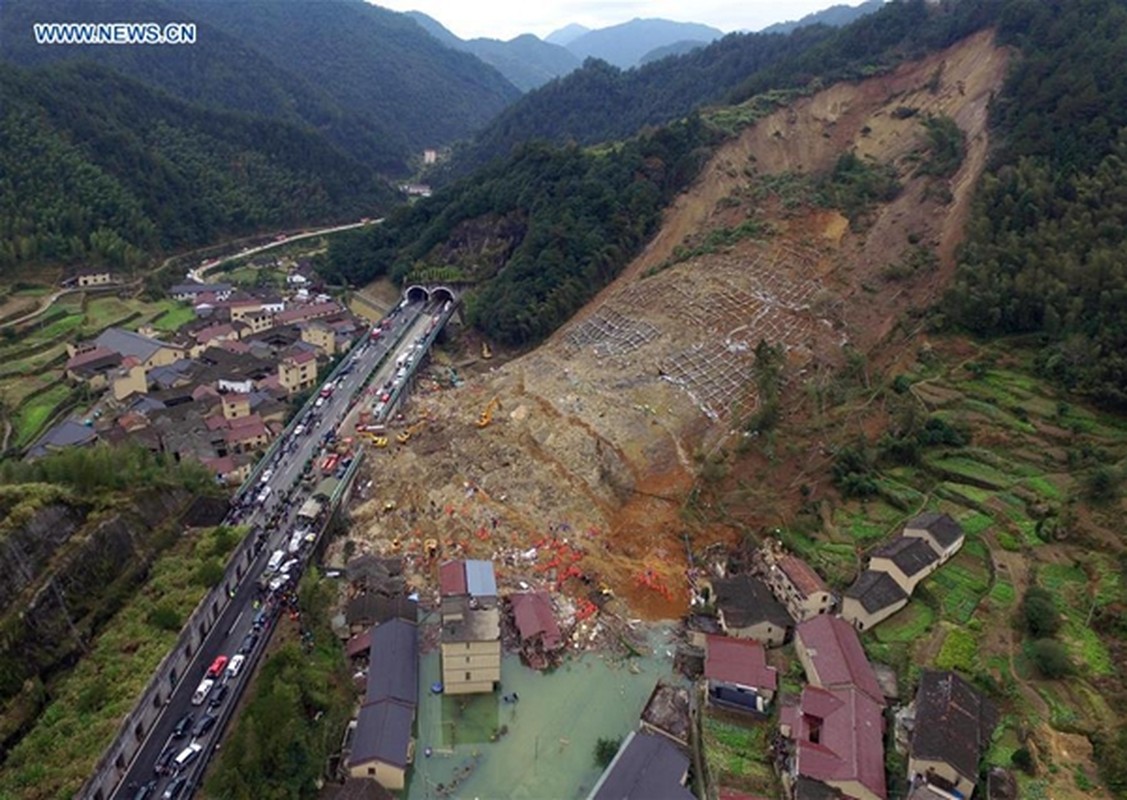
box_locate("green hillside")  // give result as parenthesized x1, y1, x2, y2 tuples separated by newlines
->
(0, 62, 392, 274)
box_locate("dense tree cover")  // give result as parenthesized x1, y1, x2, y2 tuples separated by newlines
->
(947, 0, 1127, 406)
(0, 62, 392, 273)
(451, 0, 1003, 177)
(0, 0, 520, 172)
(323, 116, 717, 347)
(0, 444, 212, 494)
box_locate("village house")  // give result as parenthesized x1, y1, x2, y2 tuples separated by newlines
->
(703, 634, 778, 714)
(73, 270, 113, 287)
(711, 574, 795, 646)
(639, 682, 692, 748)
(439, 560, 501, 695)
(110, 359, 148, 401)
(64, 347, 122, 390)
(907, 671, 997, 799)
(762, 546, 836, 622)
(170, 281, 233, 302)
(841, 570, 910, 632)
(348, 619, 418, 790)
(903, 513, 965, 561)
(587, 731, 695, 800)
(795, 615, 885, 704)
(27, 419, 99, 460)
(867, 537, 942, 595)
(279, 349, 318, 394)
(95, 327, 184, 370)
(780, 686, 887, 800)
(509, 591, 563, 669)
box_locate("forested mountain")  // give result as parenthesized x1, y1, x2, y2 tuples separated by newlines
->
(321, 117, 718, 347)
(563, 18, 724, 68)
(407, 12, 581, 91)
(0, 62, 391, 273)
(640, 40, 708, 65)
(760, 0, 887, 34)
(946, 0, 1127, 407)
(450, 0, 997, 177)
(0, 0, 520, 173)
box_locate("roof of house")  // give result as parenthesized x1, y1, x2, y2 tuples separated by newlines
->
(465, 559, 497, 597)
(28, 419, 98, 456)
(870, 536, 940, 577)
(713, 574, 795, 630)
(328, 778, 395, 800)
(845, 569, 909, 614)
(441, 602, 500, 643)
(68, 350, 123, 377)
(200, 455, 237, 475)
(349, 699, 414, 769)
(905, 512, 964, 550)
(911, 670, 998, 782)
(275, 300, 340, 326)
(640, 682, 692, 745)
(438, 560, 467, 596)
(171, 281, 231, 295)
(588, 731, 694, 800)
(777, 554, 831, 596)
(795, 615, 884, 704)
(346, 554, 404, 584)
(789, 686, 886, 800)
(704, 634, 778, 691)
(194, 322, 235, 343)
(346, 628, 373, 659)
(511, 592, 562, 650)
(365, 618, 418, 707)
(95, 327, 169, 363)
(438, 559, 497, 598)
(65, 345, 119, 372)
(284, 349, 317, 366)
(345, 594, 415, 627)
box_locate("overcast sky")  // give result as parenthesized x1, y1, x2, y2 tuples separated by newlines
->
(372, 0, 870, 41)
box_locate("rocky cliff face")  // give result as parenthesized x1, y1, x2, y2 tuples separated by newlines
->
(0, 488, 192, 710)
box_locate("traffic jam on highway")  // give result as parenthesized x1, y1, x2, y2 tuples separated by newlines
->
(116, 296, 448, 800)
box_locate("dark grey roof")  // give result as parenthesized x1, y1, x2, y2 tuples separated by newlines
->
(845, 570, 909, 613)
(129, 395, 167, 413)
(349, 700, 413, 769)
(795, 776, 848, 800)
(713, 574, 795, 630)
(589, 731, 694, 800)
(870, 536, 939, 577)
(28, 420, 98, 457)
(906, 512, 964, 549)
(911, 670, 998, 782)
(94, 327, 167, 363)
(365, 619, 418, 707)
(346, 594, 416, 627)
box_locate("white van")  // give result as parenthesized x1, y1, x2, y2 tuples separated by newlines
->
(191, 678, 214, 706)
(267, 549, 285, 573)
(173, 742, 202, 771)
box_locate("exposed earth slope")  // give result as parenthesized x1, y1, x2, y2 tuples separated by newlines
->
(352, 31, 1006, 614)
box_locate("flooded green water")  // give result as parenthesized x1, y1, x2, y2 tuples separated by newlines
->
(407, 624, 678, 800)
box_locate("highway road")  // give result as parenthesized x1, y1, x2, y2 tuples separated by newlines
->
(110, 298, 439, 800)
(187, 220, 381, 284)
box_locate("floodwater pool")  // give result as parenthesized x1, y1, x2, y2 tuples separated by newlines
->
(407, 623, 679, 799)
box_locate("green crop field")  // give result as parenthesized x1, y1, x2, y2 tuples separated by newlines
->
(929, 546, 990, 624)
(874, 600, 934, 643)
(148, 302, 196, 332)
(703, 713, 777, 795)
(11, 384, 73, 447)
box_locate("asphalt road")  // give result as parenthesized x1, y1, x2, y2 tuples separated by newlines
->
(110, 299, 437, 800)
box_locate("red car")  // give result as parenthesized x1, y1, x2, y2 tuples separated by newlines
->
(206, 655, 229, 678)
(381, 392, 391, 402)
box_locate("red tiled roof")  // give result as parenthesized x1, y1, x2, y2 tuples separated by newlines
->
(205, 415, 229, 431)
(201, 455, 236, 475)
(228, 412, 264, 430)
(285, 349, 317, 365)
(194, 323, 234, 343)
(438, 561, 466, 596)
(192, 384, 219, 401)
(225, 418, 267, 443)
(218, 339, 252, 354)
(511, 592, 562, 649)
(275, 301, 340, 325)
(703, 635, 777, 691)
(790, 686, 886, 799)
(66, 346, 117, 371)
(778, 554, 829, 596)
(346, 628, 373, 659)
(796, 615, 884, 704)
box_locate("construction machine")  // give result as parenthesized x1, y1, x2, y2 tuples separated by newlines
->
(396, 419, 427, 444)
(476, 396, 501, 429)
(371, 436, 389, 448)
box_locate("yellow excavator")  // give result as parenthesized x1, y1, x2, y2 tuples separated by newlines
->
(396, 419, 427, 444)
(476, 396, 501, 429)
(371, 436, 389, 448)
(481, 341, 493, 359)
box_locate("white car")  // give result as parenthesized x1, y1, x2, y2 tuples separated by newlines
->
(256, 486, 272, 504)
(259, 469, 273, 484)
(226, 654, 246, 679)
(293, 424, 305, 436)
(191, 678, 214, 706)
